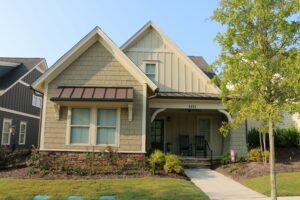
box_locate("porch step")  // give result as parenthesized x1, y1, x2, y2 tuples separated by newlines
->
(181, 157, 220, 169)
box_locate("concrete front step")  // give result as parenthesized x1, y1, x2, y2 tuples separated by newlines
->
(181, 157, 220, 169)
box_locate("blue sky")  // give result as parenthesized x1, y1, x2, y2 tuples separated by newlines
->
(0, 0, 224, 67)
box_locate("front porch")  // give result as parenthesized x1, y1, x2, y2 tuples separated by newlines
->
(148, 108, 230, 159)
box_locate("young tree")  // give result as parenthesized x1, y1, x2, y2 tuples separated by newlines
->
(212, 1, 300, 199)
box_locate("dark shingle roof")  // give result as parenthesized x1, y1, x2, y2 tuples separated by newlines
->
(0, 57, 43, 90)
(188, 56, 216, 79)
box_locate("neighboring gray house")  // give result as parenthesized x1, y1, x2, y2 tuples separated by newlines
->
(0, 57, 47, 150)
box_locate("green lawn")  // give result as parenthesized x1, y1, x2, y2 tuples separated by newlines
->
(243, 172, 300, 196)
(0, 177, 208, 200)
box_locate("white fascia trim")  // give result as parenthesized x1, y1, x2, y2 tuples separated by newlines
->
(0, 61, 19, 67)
(19, 80, 30, 87)
(0, 59, 46, 96)
(33, 27, 158, 92)
(0, 107, 40, 119)
(39, 148, 146, 154)
(121, 21, 220, 93)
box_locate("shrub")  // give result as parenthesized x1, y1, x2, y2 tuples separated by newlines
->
(248, 127, 300, 148)
(248, 148, 262, 162)
(247, 128, 261, 148)
(264, 150, 270, 162)
(275, 127, 300, 147)
(163, 154, 183, 174)
(149, 150, 165, 174)
(236, 156, 247, 163)
(220, 152, 230, 165)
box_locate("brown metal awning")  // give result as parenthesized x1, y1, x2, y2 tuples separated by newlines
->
(50, 86, 134, 102)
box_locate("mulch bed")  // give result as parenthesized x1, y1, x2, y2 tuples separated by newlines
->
(0, 167, 187, 180)
(215, 148, 300, 182)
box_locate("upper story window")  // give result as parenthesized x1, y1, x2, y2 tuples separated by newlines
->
(32, 94, 42, 108)
(145, 63, 157, 82)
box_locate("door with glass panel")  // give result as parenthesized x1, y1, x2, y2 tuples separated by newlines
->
(151, 119, 164, 151)
(198, 119, 210, 141)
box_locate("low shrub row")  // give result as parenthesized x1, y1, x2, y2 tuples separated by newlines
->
(0, 146, 30, 168)
(27, 146, 146, 176)
(149, 150, 183, 175)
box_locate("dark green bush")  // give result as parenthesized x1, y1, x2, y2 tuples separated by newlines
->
(247, 127, 300, 148)
(220, 152, 230, 165)
(275, 127, 300, 147)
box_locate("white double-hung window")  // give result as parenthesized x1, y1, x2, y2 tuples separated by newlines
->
(18, 121, 27, 145)
(68, 108, 119, 146)
(145, 63, 157, 82)
(1, 118, 12, 145)
(97, 109, 117, 145)
(32, 94, 42, 108)
(70, 108, 90, 144)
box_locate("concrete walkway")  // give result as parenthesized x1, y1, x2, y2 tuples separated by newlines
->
(185, 169, 300, 200)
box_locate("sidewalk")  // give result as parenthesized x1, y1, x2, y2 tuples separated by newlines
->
(184, 169, 300, 200)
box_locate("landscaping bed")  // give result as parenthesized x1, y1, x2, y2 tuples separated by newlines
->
(215, 148, 300, 182)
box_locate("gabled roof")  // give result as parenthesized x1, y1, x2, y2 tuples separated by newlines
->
(188, 56, 216, 79)
(121, 21, 220, 93)
(0, 57, 47, 93)
(33, 27, 158, 93)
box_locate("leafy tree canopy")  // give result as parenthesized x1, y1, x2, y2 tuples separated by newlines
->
(212, 0, 300, 132)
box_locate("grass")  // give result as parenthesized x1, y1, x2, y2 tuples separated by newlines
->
(0, 177, 209, 200)
(243, 172, 300, 196)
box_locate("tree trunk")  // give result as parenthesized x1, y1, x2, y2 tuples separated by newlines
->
(268, 118, 277, 200)
(259, 132, 264, 163)
(263, 133, 267, 164)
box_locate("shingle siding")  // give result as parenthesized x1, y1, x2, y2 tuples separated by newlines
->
(43, 42, 143, 152)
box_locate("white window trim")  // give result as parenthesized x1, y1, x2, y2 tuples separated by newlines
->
(95, 108, 120, 147)
(18, 121, 27, 145)
(68, 107, 91, 145)
(1, 118, 12, 145)
(66, 107, 120, 147)
(32, 94, 42, 108)
(143, 61, 159, 82)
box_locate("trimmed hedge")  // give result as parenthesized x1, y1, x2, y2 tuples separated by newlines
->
(247, 127, 300, 148)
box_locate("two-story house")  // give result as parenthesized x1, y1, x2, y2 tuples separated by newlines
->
(32, 22, 248, 159)
(0, 57, 47, 150)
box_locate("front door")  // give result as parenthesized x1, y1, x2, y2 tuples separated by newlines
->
(198, 119, 210, 141)
(151, 119, 164, 151)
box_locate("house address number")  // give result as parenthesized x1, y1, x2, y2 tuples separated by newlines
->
(188, 105, 197, 109)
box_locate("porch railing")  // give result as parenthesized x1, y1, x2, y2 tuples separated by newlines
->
(205, 140, 213, 169)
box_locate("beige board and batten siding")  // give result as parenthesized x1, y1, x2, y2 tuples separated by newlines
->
(43, 42, 143, 152)
(124, 27, 216, 93)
